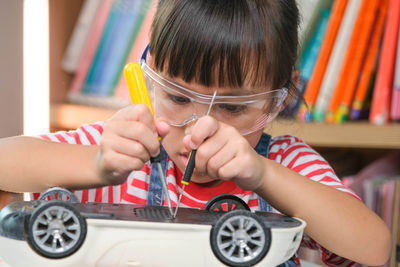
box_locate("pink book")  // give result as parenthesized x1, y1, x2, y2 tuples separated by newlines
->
(113, 0, 157, 101)
(68, 0, 115, 96)
(391, 22, 400, 121)
(369, 0, 400, 124)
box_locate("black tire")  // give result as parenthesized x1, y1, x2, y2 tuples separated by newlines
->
(210, 210, 270, 267)
(25, 201, 86, 259)
(204, 194, 250, 212)
(39, 187, 78, 203)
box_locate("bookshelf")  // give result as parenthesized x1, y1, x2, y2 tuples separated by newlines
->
(48, 1, 400, 150)
(51, 103, 400, 149)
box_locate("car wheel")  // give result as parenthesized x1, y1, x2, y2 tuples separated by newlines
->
(204, 194, 250, 212)
(39, 187, 78, 203)
(26, 201, 86, 259)
(210, 210, 270, 267)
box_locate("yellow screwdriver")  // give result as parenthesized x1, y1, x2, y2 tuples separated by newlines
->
(173, 91, 217, 218)
(124, 62, 174, 217)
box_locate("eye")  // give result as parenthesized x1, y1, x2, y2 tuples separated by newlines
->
(167, 93, 191, 105)
(217, 103, 248, 114)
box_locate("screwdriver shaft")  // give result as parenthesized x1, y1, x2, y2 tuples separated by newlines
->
(173, 91, 217, 218)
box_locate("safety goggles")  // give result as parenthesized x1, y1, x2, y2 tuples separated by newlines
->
(140, 47, 288, 135)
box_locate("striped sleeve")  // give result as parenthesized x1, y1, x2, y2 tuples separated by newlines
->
(34, 122, 122, 203)
(269, 135, 357, 267)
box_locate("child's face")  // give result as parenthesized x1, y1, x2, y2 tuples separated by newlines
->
(147, 58, 284, 184)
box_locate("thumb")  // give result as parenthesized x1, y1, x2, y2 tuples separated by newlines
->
(155, 119, 170, 138)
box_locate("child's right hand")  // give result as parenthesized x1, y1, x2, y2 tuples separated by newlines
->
(96, 105, 161, 185)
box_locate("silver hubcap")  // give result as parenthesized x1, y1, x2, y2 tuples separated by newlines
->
(32, 206, 81, 254)
(217, 215, 265, 263)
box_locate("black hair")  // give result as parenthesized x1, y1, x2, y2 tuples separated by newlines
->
(149, 0, 299, 96)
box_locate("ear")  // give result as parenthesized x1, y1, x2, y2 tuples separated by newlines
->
(291, 69, 300, 87)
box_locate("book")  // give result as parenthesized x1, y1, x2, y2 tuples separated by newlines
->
(300, 9, 331, 82)
(391, 23, 400, 121)
(369, 0, 400, 125)
(297, 0, 333, 55)
(298, 0, 349, 122)
(68, 0, 115, 97)
(81, 0, 124, 95)
(350, 2, 389, 120)
(62, 0, 102, 73)
(97, 0, 149, 97)
(326, 0, 382, 123)
(312, 0, 362, 122)
(113, 0, 157, 101)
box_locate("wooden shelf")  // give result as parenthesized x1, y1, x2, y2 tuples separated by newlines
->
(51, 103, 400, 149)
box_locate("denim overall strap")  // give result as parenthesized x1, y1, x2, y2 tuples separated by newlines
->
(147, 146, 169, 206)
(256, 134, 298, 267)
(254, 133, 273, 213)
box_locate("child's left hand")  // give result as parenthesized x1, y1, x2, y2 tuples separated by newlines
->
(183, 116, 267, 191)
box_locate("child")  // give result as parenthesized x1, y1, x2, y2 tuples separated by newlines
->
(0, 0, 391, 266)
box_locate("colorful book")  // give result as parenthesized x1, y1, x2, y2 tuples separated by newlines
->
(391, 23, 400, 121)
(114, 0, 157, 102)
(81, 0, 124, 95)
(300, 9, 331, 82)
(297, 0, 333, 55)
(350, 2, 389, 120)
(369, 0, 400, 125)
(326, 0, 381, 123)
(96, 0, 149, 96)
(62, 0, 102, 73)
(312, 0, 362, 122)
(68, 0, 114, 98)
(298, 0, 349, 122)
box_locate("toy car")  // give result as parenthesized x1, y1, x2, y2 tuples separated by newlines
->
(0, 188, 306, 266)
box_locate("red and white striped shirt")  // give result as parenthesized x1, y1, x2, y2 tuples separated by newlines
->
(36, 122, 358, 267)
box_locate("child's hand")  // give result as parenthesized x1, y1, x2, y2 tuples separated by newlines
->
(184, 116, 267, 191)
(96, 105, 161, 185)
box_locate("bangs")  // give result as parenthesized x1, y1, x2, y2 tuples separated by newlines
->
(149, 0, 298, 91)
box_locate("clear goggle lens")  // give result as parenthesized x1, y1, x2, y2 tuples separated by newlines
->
(141, 60, 287, 135)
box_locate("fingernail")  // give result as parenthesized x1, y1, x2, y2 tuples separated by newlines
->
(190, 140, 197, 149)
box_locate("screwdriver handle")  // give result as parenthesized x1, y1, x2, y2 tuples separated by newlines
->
(124, 62, 154, 115)
(124, 62, 161, 147)
(182, 150, 197, 185)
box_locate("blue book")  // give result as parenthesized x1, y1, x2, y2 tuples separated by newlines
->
(97, 0, 148, 96)
(82, 0, 121, 95)
(300, 9, 331, 81)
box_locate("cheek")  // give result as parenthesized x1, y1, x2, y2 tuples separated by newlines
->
(160, 127, 185, 161)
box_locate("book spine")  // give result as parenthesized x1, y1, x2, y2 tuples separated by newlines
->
(68, 0, 115, 95)
(350, 2, 389, 120)
(390, 22, 400, 121)
(97, 0, 146, 96)
(369, 0, 400, 125)
(313, 0, 362, 122)
(298, 0, 349, 122)
(82, 0, 120, 95)
(114, 0, 157, 101)
(329, 0, 380, 123)
(62, 0, 102, 73)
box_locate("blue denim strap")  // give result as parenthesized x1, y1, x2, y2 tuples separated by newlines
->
(255, 133, 297, 266)
(254, 133, 273, 212)
(147, 146, 169, 206)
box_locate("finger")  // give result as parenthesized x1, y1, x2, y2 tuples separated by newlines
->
(106, 120, 160, 157)
(100, 149, 147, 176)
(116, 105, 156, 131)
(155, 119, 171, 138)
(190, 116, 218, 148)
(194, 128, 228, 174)
(103, 134, 151, 164)
(206, 143, 235, 179)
